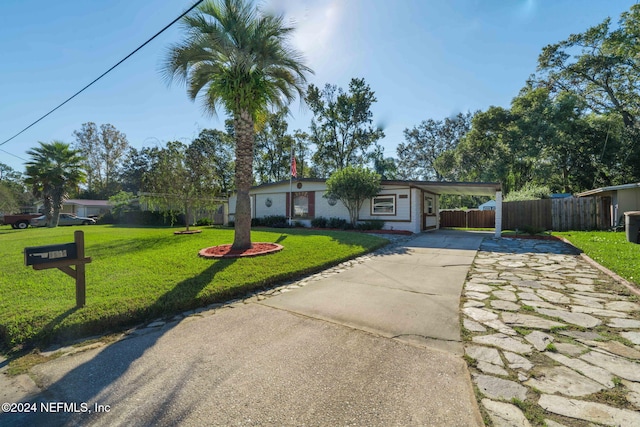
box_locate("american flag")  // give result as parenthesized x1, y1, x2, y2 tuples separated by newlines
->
(291, 156, 297, 178)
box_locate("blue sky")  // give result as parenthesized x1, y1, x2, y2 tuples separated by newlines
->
(0, 0, 637, 174)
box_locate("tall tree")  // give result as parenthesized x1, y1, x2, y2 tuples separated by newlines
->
(435, 107, 522, 192)
(73, 122, 129, 198)
(119, 146, 159, 195)
(143, 140, 222, 231)
(254, 111, 294, 184)
(24, 141, 86, 227)
(190, 128, 235, 194)
(0, 163, 33, 212)
(535, 4, 640, 182)
(306, 78, 384, 176)
(396, 112, 473, 181)
(368, 146, 397, 180)
(292, 129, 311, 178)
(0, 183, 18, 214)
(164, 0, 311, 250)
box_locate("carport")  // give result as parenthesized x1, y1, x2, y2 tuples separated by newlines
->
(392, 181, 503, 237)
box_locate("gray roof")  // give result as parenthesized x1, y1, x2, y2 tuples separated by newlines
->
(576, 182, 640, 197)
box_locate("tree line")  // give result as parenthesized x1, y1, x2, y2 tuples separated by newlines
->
(398, 5, 640, 197)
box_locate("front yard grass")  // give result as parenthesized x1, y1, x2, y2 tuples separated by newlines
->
(0, 225, 387, 350)
(554, 230, 640, 287)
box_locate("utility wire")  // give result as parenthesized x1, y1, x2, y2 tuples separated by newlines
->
(0, 147, 28, 162)
(0, 0, 205, 148)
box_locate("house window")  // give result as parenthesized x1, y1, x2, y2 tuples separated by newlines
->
(371, 195, 396, 215)
(287, 191, 315, 219)
(293, 192, 309, 218)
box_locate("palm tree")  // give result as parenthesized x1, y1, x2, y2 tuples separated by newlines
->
(25, 141, 86, 227)
(163, 0, 311, 250)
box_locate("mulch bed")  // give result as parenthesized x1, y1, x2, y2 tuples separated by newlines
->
(198, 242, 284, 259)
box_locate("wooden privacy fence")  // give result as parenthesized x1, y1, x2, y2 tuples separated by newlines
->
(502, 197, 608, 231)
(440, 197, 608, 231)
(440, 210, 495, 228)
(551, 197, 607, 231)
(502, 199, 552, 231)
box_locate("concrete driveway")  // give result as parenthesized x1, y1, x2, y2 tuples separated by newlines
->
(264, 230, 489, 354)
(2, 230, 487, 427)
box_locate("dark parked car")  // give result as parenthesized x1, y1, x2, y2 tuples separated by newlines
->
(31, 213, 96, 227)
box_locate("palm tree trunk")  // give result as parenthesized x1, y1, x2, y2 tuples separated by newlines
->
(50, 190, 63, 228)
(185, 201, 191, 232)
(232, 110, 255, 250)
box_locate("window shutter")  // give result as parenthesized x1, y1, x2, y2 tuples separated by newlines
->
(308, 191, 315, 218)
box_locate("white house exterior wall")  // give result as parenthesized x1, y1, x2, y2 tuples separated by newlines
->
(229, 181, 426, 232)
(255, 193, 287, 218)
(315, 192, 350, 219)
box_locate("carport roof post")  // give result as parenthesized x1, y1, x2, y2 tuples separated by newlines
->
(494, 191, 502, 238)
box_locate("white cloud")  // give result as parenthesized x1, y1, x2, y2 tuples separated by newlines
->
(264, 0, 347, 71)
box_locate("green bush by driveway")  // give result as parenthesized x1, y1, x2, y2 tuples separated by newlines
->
(0, 225, 387, 349)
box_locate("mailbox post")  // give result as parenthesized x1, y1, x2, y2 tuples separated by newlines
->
(25, 230, 92, 308)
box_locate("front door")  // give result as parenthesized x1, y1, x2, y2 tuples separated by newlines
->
(423, 193, 437, 230)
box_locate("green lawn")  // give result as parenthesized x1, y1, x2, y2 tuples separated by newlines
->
(0, 225, 387, 349)
(554, 231, 640, 286)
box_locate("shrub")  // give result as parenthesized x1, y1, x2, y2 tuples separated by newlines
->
(96, 211, 115, 225)
(196, 218, 212, 226)
(504, 184, 551, 202)
(356, 220, 385, 230)
(294, 221, 305, 228)
(311, 217, 328, 228)
(251, 217, 264, 227)
(227, 220, 235, 227)
(517, 224, 546, 235)
(263, 215, 288, 227)
(327, 217, 348, 229)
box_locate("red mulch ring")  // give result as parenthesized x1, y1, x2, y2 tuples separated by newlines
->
(199, 242, 284, 259)
(503, 235, 561, 241)
(174, 230, 202, 235)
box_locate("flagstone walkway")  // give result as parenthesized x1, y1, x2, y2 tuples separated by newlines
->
(462, 237, 640, 427)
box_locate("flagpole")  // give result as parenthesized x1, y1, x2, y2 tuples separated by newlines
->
(289, 140, 293, 226)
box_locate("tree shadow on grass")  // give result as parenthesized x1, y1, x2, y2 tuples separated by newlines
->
(0, 258, 238, 427)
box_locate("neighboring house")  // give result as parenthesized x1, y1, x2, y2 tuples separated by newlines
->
(229, 179, 502, 234)
(577, 182, 640, 227)
(35, 199, 112, 218)
(478, 200, 496, 211)
(549, 193, 572, 199)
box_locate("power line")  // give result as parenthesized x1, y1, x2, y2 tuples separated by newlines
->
(0, 148, 28, 162)
(0, 0, 205, 148)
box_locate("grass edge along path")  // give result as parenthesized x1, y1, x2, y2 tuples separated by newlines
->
(554, 230, 640, 289)
(0, 226, 388, 351)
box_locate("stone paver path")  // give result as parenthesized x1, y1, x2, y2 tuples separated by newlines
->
(463, 237, 640, 427)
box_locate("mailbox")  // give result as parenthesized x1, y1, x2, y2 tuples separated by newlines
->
(23, 231, 91, 308)
(25, 243, 78, 266)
